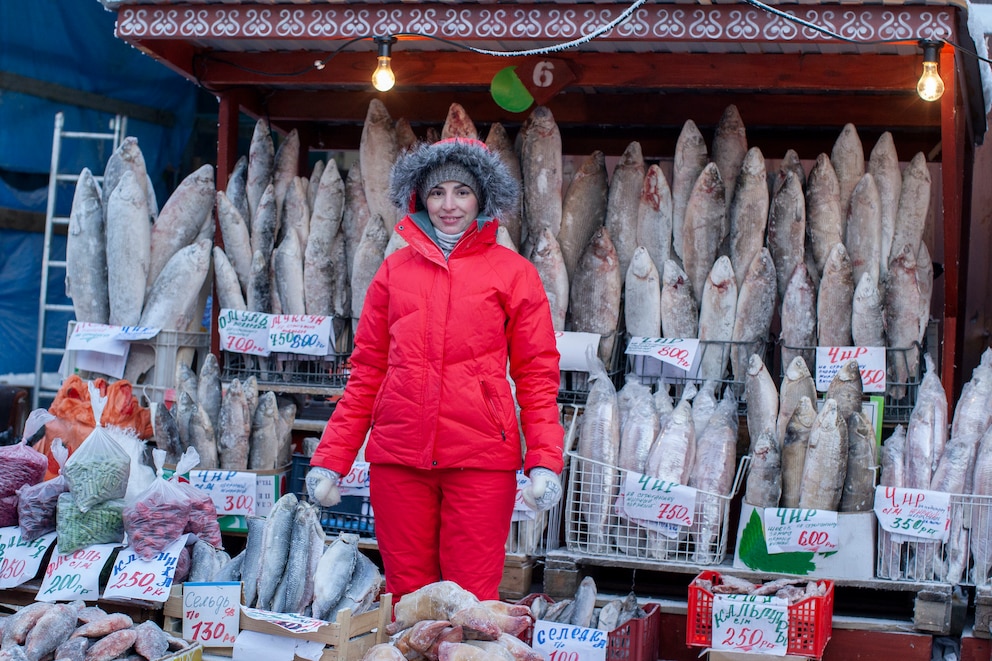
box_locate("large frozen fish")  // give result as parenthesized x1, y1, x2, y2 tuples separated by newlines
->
(106, 170, 150, 327)
(646, 383, 697, 486)
(805, 154, 843, 277)
(558, 151, 607, 281)
(330, 551, 382, 618)
(249, 391, 279, 471)
(972, 429, 992, 586)
(520, 106, 563, 247)
(682, 163, 727, 305)
(250, 183, 278, 269)
(274, 229, 306, 315)
(744, 431, 781, 508)
(771, 149, 805, 198)
(636, 164, 673, 279)
(624, 247, 662, 339)
(567, 227, 623, 365)
(576, 348, 620, 555)
(890, 152, 932, 262)
(441, 102, 478, 140)
(530, 229, 570, 332)
(777, 357, 817, 445)
(485, 123, 524, 249)
(767, 169, 806, 300)
(140, 238, 211, 330)
(216, 191, 253, 293)
(147, 164, 215, 291)
(615, 377, 658, 556)
(102, 137, 153, 223)
(282, 176, 311, 254)
(305, 161, 346, 317)
(188, 401, 218, 470)
(247, 119, 275, 222)
(197, 352, 222, 436)
(280, 501, 324, 615)
(218, 378, 251, 471)
(671, 119, 708, 260)
(605, 141, 646, 277)
(151, 401, 183, 465)
(256, 493, 299, 611)
(730, 248, 776, 382)
(950, 349, 992, 454)
(918, 354, 948, 473)
(780, 262, 817, 370)
(868, 132, 902, 280)
(213, 247, 247, 312)
(877, 426, 907, 579)
(780, 396, 816, 509)
(66, 168, 109, 324)
(360, 100, 401, 231)
(830, 123, 865, 221)
(342, 161, 372, 277)
(697, 256, 737, 381)
(798, 398, 849, 511)
(839, 411, 876, 512)
(712, 104, 747, 214)
(728, 147, 769, 290)
(688, 394, 738, 564)
(845, 173, 882, 287)
(246, 249, 272, 314)
(884, 243, 926, 398)
(692, 380, 719, 436)
(744, 354, 778, 450)
(825, 359, 863, 429)
(816, 242, 854, 347)
(851, 272, 885, 348)
(311, 532, 361, 620)
(661, 259, 698, 339)
(351, 214, 390, 331)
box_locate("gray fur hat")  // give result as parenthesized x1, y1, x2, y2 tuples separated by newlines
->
(389, 137, 519, 219)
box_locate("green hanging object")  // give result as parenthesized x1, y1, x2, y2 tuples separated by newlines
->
(490, 66, 534, 113)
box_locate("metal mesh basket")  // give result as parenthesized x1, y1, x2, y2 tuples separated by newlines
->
(558, 331, 626, 405)
(876, 492, 992, 586)
(564, 451, 749, 565)
(626, 338, 768, 415)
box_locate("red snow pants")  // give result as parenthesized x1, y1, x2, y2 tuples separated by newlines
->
(369, 463, 517, 601)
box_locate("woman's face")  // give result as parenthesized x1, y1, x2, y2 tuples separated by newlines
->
(425, 181, 479, 235)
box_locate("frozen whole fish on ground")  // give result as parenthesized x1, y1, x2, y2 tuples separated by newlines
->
(605, 141, 646, 278)
(567, 227, 622, 366)
(576, 347, 620, 555)
(798, 399, 849, 511)
(66, 168, 109, 325)
(661, 260, 698, 339)
(624, 247, 662, 339)
(780, 396, 816, 509)
(697, 256, 737, 382)
(671, 119, 708, 261)
(779, 262, 817, 373)
(558, 151, 607, 281)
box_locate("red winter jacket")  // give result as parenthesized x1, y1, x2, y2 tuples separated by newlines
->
(311, 212, 564, 477)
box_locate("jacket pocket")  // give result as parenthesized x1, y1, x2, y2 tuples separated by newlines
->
(480, 379, 508, 441)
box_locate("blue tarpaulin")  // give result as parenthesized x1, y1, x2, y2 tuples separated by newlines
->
(0, 1, 201, 375)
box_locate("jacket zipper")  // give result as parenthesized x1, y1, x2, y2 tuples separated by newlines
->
(480, 379, 507, 441)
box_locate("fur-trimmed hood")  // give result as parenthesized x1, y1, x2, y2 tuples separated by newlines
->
(389, 137, 519, 219)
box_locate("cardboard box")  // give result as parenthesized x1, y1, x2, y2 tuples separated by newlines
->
(732, 504, 876, 580)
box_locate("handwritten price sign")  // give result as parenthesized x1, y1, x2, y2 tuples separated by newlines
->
(217, 308, 272, 357)
(712, 594, 789, 656)
(183, 582, 241, 647)
(814, 346, 886, 393)
(532, 620, 608, 661)
(873, 486, 951, 542)
(762, 508, 839, 554)
(242, 606, 327, 632)
(104, 534, 187, 602)
(188, 470, 258, 516)
(39, 543, 118, 602)
(512, 471, 537, 522)
(0, 527, 57, 589)
(339, 461, 371, 497)
(621, 471, 696, 529)
(625, 337, 700, 372)
(269, 315, 332, 357)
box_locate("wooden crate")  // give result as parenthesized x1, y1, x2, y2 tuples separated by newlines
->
(499, 553, 535, 601)
(163, 585, 392, 661)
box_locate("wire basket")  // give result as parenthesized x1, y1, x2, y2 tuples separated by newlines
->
(564, 451, 749, 566)
(626, 338, 768, 416)
(559, 331, 626, 405)
(876, 492, 992, 586)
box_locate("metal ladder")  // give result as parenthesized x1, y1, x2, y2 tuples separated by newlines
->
(33, 112, 127, 409)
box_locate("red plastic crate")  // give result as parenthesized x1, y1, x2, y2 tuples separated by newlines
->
(686, 570, 834, 659)
(607, 602, 661, 661)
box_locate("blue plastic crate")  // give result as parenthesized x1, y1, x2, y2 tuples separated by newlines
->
(290, 454, 375, 538)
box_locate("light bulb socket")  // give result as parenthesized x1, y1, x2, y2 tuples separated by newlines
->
(375, 36, 397, 59)
(920, 38, 943, 65)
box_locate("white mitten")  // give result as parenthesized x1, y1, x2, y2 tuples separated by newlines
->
(305, 467, 342, 507)
(521, 467, 562, 512)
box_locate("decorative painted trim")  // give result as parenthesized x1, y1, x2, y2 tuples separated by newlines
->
(116, 4, 956, 43)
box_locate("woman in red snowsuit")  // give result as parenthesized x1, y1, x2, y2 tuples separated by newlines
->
(308, 137, 564, 600)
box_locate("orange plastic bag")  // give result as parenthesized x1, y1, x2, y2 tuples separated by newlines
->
(37, 376, 153, 480)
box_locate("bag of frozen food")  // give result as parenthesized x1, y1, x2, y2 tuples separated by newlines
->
(55, 492, 125, 554)
(62, 426, 131, 513)
(17, 439, 70, 541)
(122, 449, 194, 560)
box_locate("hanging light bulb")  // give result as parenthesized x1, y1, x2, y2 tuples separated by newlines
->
(917, 39, 945, 102)
(372, 36, 397, 92)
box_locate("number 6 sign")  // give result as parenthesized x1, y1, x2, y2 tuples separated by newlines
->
(516, 57, 578, 105)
